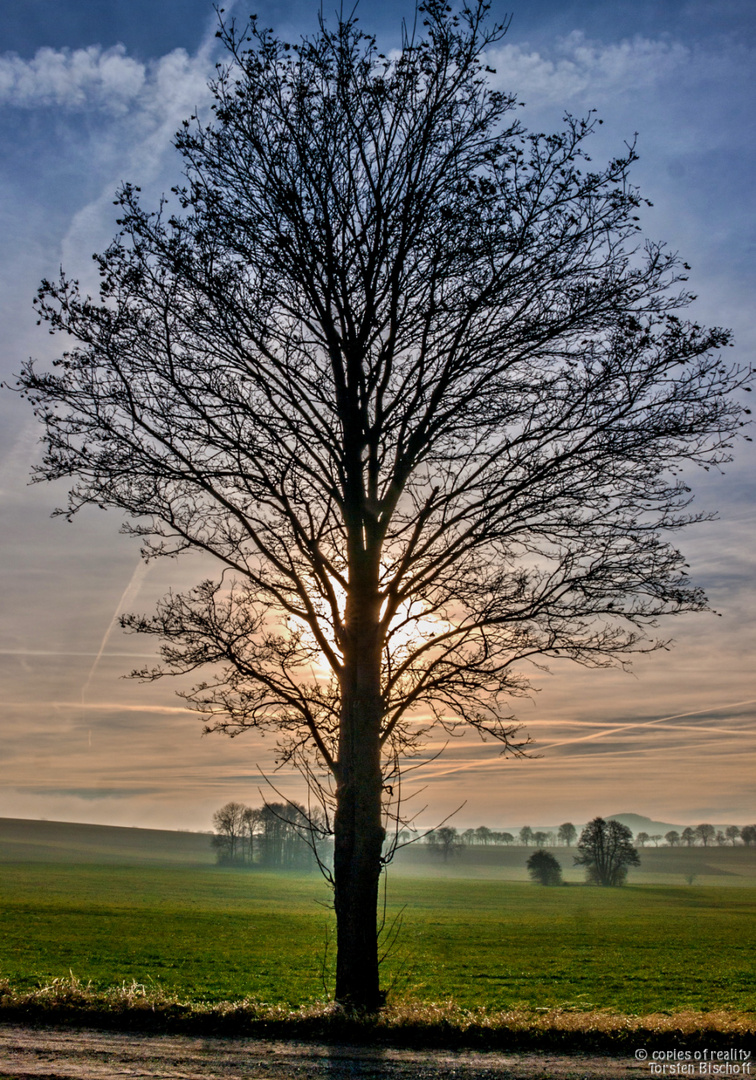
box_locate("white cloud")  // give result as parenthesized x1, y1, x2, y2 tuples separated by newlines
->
(0, 45, 147, 113)
(46, 46, 215, 284)
(0, 41, 217, 121)
(486, 28, 754, 154)
(487, 31, 691, 109)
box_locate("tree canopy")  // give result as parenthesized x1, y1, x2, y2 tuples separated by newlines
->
(527, 849, 563, 886)
(18, 0, 748, 1007)
(575, 817, 640, 885)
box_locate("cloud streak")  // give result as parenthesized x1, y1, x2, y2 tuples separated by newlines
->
(423, 699, 756, 780)
(533, 698, 756, 753)
(81, 559, 151, 703)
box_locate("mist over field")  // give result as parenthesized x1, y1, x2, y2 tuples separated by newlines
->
(2, 814, 754, 888)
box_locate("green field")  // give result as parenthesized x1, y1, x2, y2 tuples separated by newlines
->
(2, 860, 755, 1014)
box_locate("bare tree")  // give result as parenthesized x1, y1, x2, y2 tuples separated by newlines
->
(575, 817, 640, 885)
(257, 801, 316, 869)
(435, 825, 461, 861)
(682, 827, 697, 847)
(558, 822, 577, 847)
(695, 823, 716, 847)
(725, 825, 740, 845)
(211, 801, 248, 864)
(17, 0, 747, 1008)
(665, 830, 681, 846)
(211, 799, 322, 867)
(241, 804, 261, 863)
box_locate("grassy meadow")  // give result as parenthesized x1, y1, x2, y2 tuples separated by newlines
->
(1, 818, 755, 1016)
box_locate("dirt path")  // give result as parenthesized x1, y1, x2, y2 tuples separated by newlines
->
(0, 1024, 651, 1079)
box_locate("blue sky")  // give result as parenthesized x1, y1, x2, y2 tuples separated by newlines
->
(0, 0, 754, 832)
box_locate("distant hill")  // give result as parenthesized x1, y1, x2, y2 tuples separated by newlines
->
(0, 817, 215, 866)
(607, 812, 743, 836)
(607, 813, 685, 836)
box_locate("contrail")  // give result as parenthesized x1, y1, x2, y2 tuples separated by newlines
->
(81, 559, 151, 704)
(532, 697, 756, 753)
(7, 700, 193, 715)
(424, 698, 756, 779)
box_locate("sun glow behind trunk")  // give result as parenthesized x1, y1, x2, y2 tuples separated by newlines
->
(286, 570, 455, 683)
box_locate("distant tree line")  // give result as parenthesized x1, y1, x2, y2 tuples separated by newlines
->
(636, 824, 755, 847)
(211, 801, 328, 869)
(421, 820, 755, 853)
(416, 814, 755, 886)
(421, 821, 579, 852)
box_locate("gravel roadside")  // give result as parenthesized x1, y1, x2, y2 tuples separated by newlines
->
(0, 1024, 650, 1079)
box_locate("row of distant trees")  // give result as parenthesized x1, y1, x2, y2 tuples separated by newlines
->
(423, 821, 756, 854)
(636, 824, 756, 847)
(426, 816, 756, 886)
(213, 806, 756, 868)
(211, 801, 326, 870)
(423, 823, 578, 853)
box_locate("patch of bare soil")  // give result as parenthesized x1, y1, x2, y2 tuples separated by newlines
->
(0, 1024, 650, 1079)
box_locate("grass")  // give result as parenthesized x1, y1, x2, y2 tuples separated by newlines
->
(0, 864, 330, 1004)
(0, 976, 753, 1052)
(2, 863, 756, 1019)
(388, 878, 756, 1014)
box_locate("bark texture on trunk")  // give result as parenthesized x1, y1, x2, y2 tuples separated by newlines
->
(332, 582, 386, 1010)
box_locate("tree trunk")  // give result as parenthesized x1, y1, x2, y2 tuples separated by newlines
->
(332, 600, 386, 1010)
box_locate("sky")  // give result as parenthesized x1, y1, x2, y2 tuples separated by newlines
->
(0, 0, 754, 834)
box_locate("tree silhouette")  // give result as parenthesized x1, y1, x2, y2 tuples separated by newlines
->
(558, 822, 577, 847)
(575, 817, 640, 885)
(211, 801, 248, 864)
(527, 849, 563, 886)
(18, 0, 747, 1008)
(695, 823, 716, 847)
(435, 825, 461, 860)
